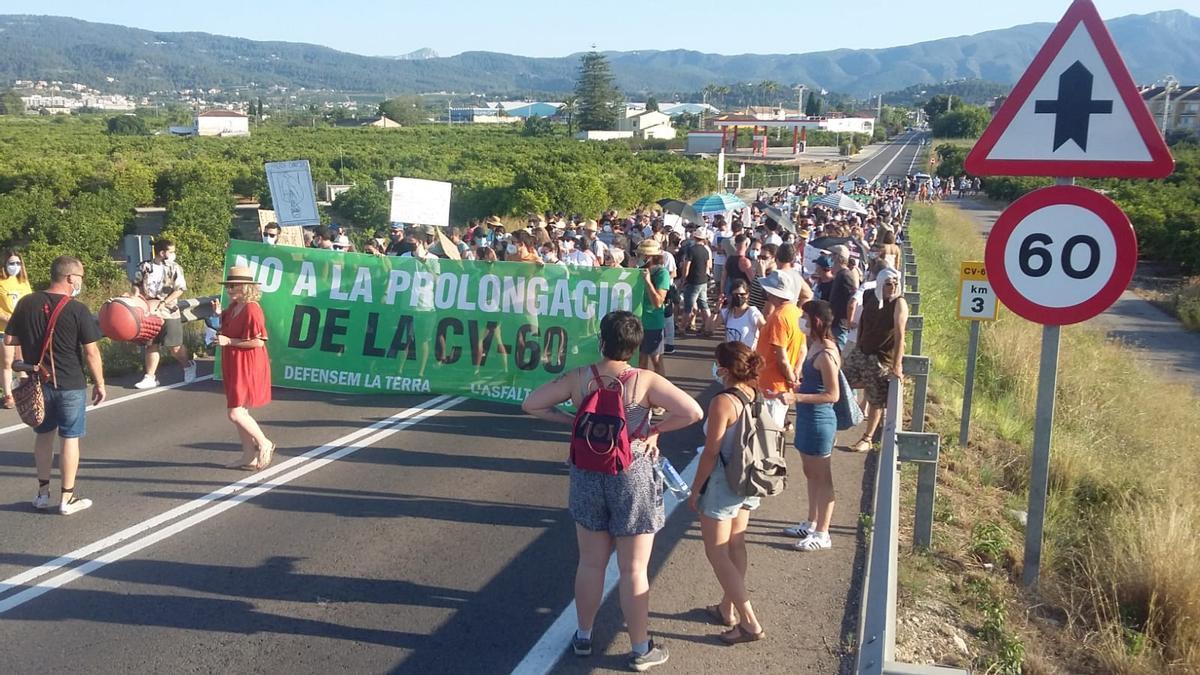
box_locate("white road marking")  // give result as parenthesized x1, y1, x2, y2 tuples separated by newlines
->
(907, 137, 925, 175)
(0, 394, 463, 608)
(0, 375, 215, 437)
(510, 452, 702, 675)
(869, 135, 917, 184)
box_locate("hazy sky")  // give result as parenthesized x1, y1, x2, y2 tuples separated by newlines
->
(19, 0, 1200, 57)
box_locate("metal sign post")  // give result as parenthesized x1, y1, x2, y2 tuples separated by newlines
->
(1024, 322, 1061, 587)
(955, 261, 997, 447)
(959, 320, 981, 447)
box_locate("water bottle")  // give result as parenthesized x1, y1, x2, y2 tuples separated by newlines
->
(656, 457, 691, 498)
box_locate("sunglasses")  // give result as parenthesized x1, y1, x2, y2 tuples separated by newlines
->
(731, 293, 749, 298)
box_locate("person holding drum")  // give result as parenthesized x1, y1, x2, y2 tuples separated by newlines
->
(212, 266, 275, 471)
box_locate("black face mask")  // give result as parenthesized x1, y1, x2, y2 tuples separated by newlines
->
(395, 241, 414, 256)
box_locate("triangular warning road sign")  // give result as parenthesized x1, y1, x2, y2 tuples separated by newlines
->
(965, 0, 1174, 179)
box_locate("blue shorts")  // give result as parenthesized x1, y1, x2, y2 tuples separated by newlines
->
(698, 460, 760, 521)
(34, 387, 88, 439)
(682, 283, 709, 313)
(794, 403, 835, 457)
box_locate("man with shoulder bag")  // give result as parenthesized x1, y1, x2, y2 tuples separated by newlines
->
(5, 256, 106, 515)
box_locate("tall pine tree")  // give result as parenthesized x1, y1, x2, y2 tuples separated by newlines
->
(804, 91, 822, 117)
(574, 51, 623, 131)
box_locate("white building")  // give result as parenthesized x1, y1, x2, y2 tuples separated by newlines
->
(821, 117, 875, 134)
(617, 109, 676, 140)
(195, 110, 250, 137)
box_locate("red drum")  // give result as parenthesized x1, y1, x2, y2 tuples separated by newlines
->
(98, 296, 164, 344)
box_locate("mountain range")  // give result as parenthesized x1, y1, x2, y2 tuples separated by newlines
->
(0, 12, 1197, 99)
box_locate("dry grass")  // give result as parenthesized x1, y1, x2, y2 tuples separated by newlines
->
(906, 204, 1200, 673)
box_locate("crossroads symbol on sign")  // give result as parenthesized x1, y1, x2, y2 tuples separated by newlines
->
(1033, 61, 1113, 152)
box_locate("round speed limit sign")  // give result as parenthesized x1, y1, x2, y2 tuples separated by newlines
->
(985, 185, 1137, 325)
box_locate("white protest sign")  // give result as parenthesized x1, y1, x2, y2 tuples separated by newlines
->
(265, 160, 321, 227)
(389, 177, 452, 227)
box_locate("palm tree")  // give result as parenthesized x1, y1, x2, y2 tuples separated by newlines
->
(559, 96, 578, 135)
(717, 85, 731, 111)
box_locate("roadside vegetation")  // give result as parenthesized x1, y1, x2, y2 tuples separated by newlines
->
(898, 204, 1200, 673)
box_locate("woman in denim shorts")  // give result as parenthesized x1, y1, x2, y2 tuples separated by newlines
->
(688, 341, 767, 644)
(524, 311, 702, 671)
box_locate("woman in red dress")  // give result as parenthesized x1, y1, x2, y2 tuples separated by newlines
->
(212, 265, 275, 471)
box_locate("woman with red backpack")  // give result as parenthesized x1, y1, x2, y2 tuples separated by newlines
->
(523, 310, 702, 672)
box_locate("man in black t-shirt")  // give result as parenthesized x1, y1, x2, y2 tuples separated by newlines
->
(4, 256, 106, 516)
(678, 227, 713, 335)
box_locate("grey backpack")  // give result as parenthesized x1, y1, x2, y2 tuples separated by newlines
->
(718, 388, 788, 498)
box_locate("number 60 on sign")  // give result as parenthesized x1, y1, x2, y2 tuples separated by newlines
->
(957, 262, 998, 321)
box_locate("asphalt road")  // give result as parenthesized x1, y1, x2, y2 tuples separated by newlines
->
(0, 135, 942, 672)
(845, 131, 928, 184)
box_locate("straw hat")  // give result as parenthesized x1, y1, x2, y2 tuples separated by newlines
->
(485, 215, 503, 227)
(636, 239, 663, 257)
(581, 219, 599, 232)
(219, 265, 257, 285)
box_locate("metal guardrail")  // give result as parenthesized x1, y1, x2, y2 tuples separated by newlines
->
(856, 234, 966, 675)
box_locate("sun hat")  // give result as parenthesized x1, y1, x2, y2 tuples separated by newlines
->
(581, 219, 599, 232)
(759, 270, 798, 301)
(636, 239, 663, 257)
(219, 265, 257, 285)
(485, 215, 503, 227)
(692, 226, 711, 240)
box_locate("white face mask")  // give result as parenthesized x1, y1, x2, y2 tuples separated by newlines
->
(506, 243, 518, 256)
(562, 240, 574, 252)
(602, 225, 612, 233)
(263, 235, 277, 245)
(164, 252, 176, 264)
(712, 362, 724, 384)
(5, 262, 20, 276)
(70, 276, 83, 297)
(643, 226, 653, 237)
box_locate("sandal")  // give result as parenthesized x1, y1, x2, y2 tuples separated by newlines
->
(850, 436, 873, 453)
(719, 623, 766, 645)
(256, 440, 276, 471)
(704, 604, 737, 627)
(226, 459, 260, 471)
(1, 394, 13, 409)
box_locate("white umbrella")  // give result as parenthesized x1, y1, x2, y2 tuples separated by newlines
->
(813, 193, 869, 215)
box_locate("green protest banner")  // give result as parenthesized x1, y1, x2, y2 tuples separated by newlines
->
(217, 241, 645, 404)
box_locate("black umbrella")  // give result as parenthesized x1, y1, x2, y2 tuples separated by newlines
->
(809, 235, 850, 252)
(656, 198, 702, 225)
(763, 206, 796, 233)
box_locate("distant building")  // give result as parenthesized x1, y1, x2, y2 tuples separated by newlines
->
(195, 110, 250, 137)
(335, 115, 401, 129)
(449, 101, 562, 123)
(617, 109, 676, 140)
(659, 103, 720, 117)
(1140, 85, 1200, 133)
(575, 130, 636, 141)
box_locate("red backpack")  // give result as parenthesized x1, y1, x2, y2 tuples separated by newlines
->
(570, 366, 642, 474)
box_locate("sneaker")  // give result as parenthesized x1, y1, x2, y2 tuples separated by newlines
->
(784, 520, 815, 538)
(794, 531, 832, 551)
(571, 633, 592, 657)
(183, 361, 197, 384)
(628, 640, 669, 672)
(663, 345, 676, 355)
(134, 375, 159, 390)
(59, 495, 93, 516)
(33, 491, 52, 510)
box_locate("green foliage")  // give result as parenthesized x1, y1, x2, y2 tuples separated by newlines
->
(923, 94, 954, 121)
(884, 79, 1010, 107)
(161, 192, 234, 272)
(645, 96, 659, 112)
(105, 115, 148, 136)
(0, 89, 24, 115)
(331, 183, 390, 230)
(930, 105, 991, 138)
(521, 115, 555, 137)
(934, 143, 968, 178)
(805, 91, 822, 116)
(969, 520, 1010, 565)
(574, 52, 623, 131)
(377, 96, 429, 126)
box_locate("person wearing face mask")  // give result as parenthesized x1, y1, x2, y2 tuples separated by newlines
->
(132, 239, 196, 389)
(719, 279, 765, 349)
(505, 230, 540, 263)
(0, 250, 33, 409)
(636, 239, 671, 377)
(261, 223, 280, 246)
(561, 233, 597, 267)
(5, 255, 106, 515)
